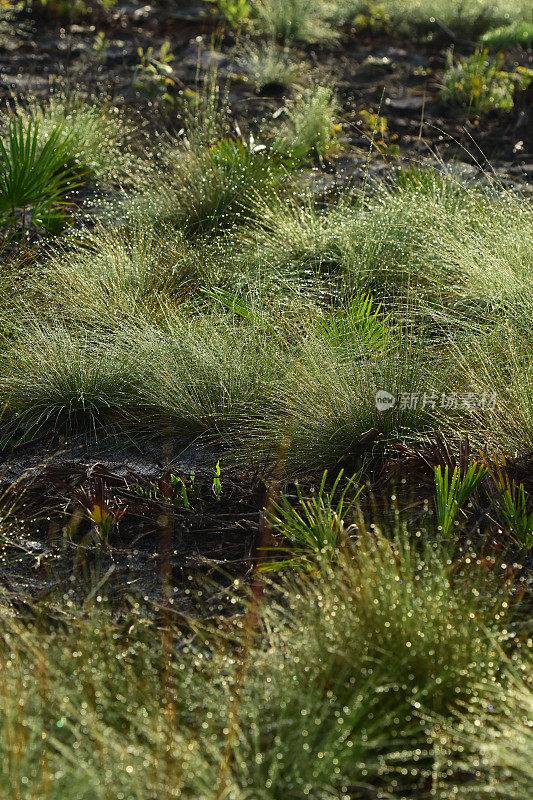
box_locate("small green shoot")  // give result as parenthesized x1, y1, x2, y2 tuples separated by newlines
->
(134, 42, 175, 105)
(132, 482, 159, 501)
(498, 480, 533, 549)
(171, 474, 190, 508)
(212, 460, 222, 499)
(133, 471, 201, 507)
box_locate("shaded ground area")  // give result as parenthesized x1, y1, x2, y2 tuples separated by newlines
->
(1, 433, 531, 610)
(0, 441, 260, 609)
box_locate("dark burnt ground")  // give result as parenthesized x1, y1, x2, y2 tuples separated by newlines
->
(2, 1, 532, 186)
(0, 451, 264, 612)
(0, 434, 531, 614)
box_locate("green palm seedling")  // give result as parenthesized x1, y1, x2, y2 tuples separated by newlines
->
(434, 461, 487, 537)
(260, 469, 362, 573)
(315, 294, 393, 354)
(0, 117, 85, 237)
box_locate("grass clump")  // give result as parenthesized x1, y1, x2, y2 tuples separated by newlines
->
(424, 188, 533, 309)
(436, 310, 533, 457)
(244, 167, 483, 297)
(273, 84, 342, 160)
(0, 305, 283, 441)
(251, 0, 338, 43)
(230, 531, 520, 798)
(130, 136, 287, 237)
(0, 324, 139, 438)
(343, 0, 532, 39)
(0, 605, 218, 800)
(127, 310, 282, 436)
(439, 669, 533, 798)
(125, 64, 294, 237)
(0, 522, 527, 798)
(440, 48, 516, 113)
(38, 222, 202, 325)
(481, 20, 533, 48)
(236, 40, 305, 92)
(238, 309, 437, 472)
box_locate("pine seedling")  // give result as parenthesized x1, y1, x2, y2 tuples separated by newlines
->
(434, 462, 487, 537)
(483, 453, 533, 549)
